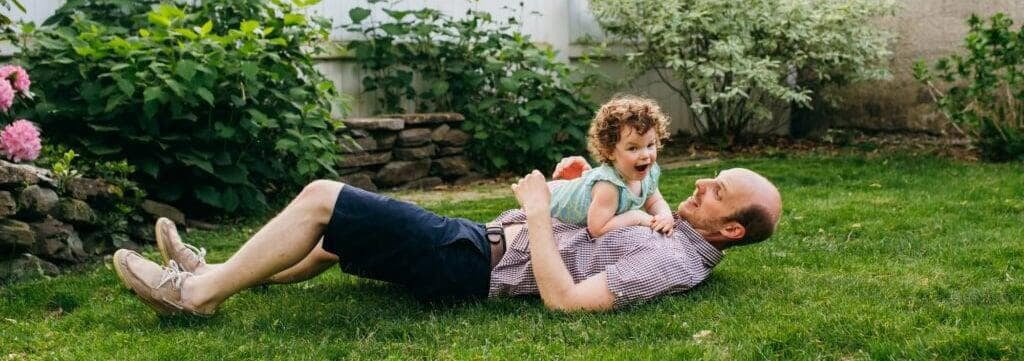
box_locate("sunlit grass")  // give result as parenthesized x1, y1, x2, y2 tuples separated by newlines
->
(1, 154, 1022, 360)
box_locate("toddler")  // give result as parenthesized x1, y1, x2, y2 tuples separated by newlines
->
(549, 96, 675, 237)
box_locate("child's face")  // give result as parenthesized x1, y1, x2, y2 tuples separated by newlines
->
(608, 127, 658, 181)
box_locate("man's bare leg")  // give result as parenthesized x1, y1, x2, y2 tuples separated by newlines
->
(264, 241, 339, 284)
(177, 180, 344, 314)
(188, 238, 339, 284)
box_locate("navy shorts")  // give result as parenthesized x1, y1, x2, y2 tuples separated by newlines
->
(321, 185, 491, 302)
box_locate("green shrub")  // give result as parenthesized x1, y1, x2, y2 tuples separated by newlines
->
(344, 4, 600, 174)
(42, 0, 160, 30)
(22, 1, 347, 214)
(914, 13, 1024, 162)
(590, 0, 896, 143)
(0, 0, 23, 42)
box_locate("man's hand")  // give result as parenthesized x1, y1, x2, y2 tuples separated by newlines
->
(552, 156, 591, 180)
(650, 212, 674, 236)
(512, 170, 551, 215)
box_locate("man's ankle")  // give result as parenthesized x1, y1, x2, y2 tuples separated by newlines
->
(194, 263, 215, 275)
(181, 277, 219, 314)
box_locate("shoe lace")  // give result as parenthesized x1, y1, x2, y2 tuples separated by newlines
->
(156, 260, 192, 290)
(183, 242, 207, 265)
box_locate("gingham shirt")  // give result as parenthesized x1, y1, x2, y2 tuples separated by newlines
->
(487, 209, 724, 308)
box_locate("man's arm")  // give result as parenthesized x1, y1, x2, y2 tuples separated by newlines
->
(512, 170, 616, 312)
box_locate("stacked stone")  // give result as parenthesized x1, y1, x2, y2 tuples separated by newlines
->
(335, 113, 479, 192)
(0, 160, 170, 284)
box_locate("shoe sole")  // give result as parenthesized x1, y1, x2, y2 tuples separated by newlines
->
(155, 218, 172, 266)
(112, 250, 178, 317)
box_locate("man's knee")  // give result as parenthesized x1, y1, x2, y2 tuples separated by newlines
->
(296, 179, 344, 219)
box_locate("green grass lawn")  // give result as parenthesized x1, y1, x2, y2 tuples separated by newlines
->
(2, 154, 1023, 360)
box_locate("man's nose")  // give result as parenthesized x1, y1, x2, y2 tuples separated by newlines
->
(694, 179, 711, 193)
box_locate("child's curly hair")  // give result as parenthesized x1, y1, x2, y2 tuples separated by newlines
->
(587, 95, 671, 164)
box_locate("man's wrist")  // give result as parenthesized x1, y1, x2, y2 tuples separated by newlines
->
(524, 206, 550, 218)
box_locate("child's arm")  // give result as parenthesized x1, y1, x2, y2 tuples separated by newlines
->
(588, 182, 652, 237)
(547, 179, 569, 192)
(644, 190, 675, 236)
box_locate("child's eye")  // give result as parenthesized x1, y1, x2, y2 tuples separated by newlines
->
(628, 147, 637, 151)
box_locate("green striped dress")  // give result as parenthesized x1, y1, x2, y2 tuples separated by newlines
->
(548, 163, 661, 225)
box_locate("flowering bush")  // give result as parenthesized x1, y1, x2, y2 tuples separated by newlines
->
(0, 63, 39, 163)
(591, 0, 896, 141)
(0, 119, 41, 162)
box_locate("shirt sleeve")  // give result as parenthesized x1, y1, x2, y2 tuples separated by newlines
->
(604, 249, 698, 308)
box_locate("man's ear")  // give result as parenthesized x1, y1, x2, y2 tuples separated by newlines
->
(720, 221, 745, 241)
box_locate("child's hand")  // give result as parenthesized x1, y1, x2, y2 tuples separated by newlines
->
(650, 213, 674, 236)
(625, 210, 654, 228)
(552, 156, 591, 180)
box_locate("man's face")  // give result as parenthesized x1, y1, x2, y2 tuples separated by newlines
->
(676, 168, 778, 239)
(675, 168, 749, 231)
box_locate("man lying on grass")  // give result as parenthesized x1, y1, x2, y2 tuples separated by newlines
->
(111, 157, 781, 315)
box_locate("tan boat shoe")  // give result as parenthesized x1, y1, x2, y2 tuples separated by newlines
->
(112, 249, 212, 317)
(155, 217, 207, 273)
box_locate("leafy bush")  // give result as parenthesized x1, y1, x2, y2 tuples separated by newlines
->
(22, 1, 347, 214)
(591, 0, 896, 142)
(42, 0, 160, 30)
(915, 13, 1024, 162)
(344, 4, 600, 174)
(0, 0, 23, 42)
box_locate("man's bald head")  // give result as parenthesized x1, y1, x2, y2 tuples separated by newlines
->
(676, 168, 782, 248)
(723, 168, 781, 246)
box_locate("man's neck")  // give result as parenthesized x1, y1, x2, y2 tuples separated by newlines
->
(706, 239, 729, 251)
(692, 227, 730, 250)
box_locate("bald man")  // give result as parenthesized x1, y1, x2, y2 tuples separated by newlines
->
(111, 158, 782, 315)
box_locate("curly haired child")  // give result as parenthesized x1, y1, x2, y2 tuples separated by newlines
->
(548, 95, 675, 237)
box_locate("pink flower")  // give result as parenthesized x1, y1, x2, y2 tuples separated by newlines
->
(0, 65, 30, 93)
(0, 119, 42, 162)
(0, 80, 13, 112)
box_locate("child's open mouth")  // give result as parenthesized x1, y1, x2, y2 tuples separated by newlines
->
(634, 164, 650, 172)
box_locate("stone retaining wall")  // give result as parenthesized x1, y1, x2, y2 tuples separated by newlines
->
(0, 161, 171, 284)
(335, 113, 482, 191)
